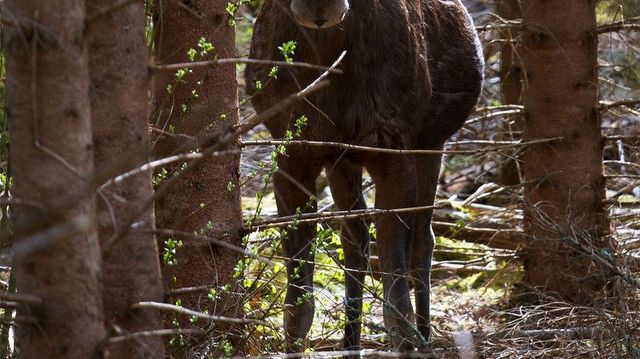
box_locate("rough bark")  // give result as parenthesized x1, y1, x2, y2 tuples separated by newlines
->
(520, 0, 613, 303)
(4, 1, 106, 357)
(87, 1, 165, 357)
(152, 0, 243, 351)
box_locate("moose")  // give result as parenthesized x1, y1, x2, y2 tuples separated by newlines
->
(246, 0, 484, 354)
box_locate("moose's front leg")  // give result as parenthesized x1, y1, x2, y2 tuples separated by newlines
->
(273, 159, 322, 353)
(366, 155, 418, 352)
(327, 160, 370, 357)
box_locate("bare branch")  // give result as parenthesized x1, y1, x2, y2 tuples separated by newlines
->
(12, 214, 92, 258)
(165, 285, 219, 297)
(151, 58, 344, 75)
(0, 293, 43, 307)
(247, 203, 447, 232)
(603, 135, 640, 142)
(0, 302, 18, 309)
(596, 17, 640, 34)
(466, 109, 524, 125)
(240, 137, 562, 156)
(152, 228, 276, 266)
(108, 328, 204, 344)
(599, 98, 640, 111)
(476, 20, 523, 32)
(130, 302, 269, 326)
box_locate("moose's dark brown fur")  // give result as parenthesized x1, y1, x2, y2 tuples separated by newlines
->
(246, 0, 484, 354)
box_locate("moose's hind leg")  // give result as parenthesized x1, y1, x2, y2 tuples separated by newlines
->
(274, 160, 323, 353)
(365, 155, 418, 352)
(327, 160, 370, 357)
(410, 153, 443, 346)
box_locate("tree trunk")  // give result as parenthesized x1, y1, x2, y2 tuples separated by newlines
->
(495, 0, 523, 186)
(87, 1, 165, 357)
(520, 0, 613, 303)
(4, 1, 106, 357)
(497, 0, 523, 105)
(152, 0, 243, 352)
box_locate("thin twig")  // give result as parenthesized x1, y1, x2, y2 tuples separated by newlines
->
(152, 228, 276, 266)
(466, 109, 524, 125)
(0, 293, 42, 307)
(0, 302, 18, 309)
(474, 17, 640, 35)
(151, 58, 344, 74)
(234, 51, 347, 136)
(599, 98, 640, 111)
(603, 135, 639, 141)
(0, 197, 45, 209)
(108, 328, 204, 344)
(473, 104, 524, 113)
(101, 152, 205, 189)
(130, 301, 269, 326)
(165, 285, 220, 297)
(12, 214, 92, 258)
(605, 174, 640, 179)
(246, 203, 447, 232)
(476, 20, 523, 32)
(240, 137, 562, 156)
(596, 17, 640, 34)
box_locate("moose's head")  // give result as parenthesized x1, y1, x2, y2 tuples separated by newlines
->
(290, 0, 349, 29)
